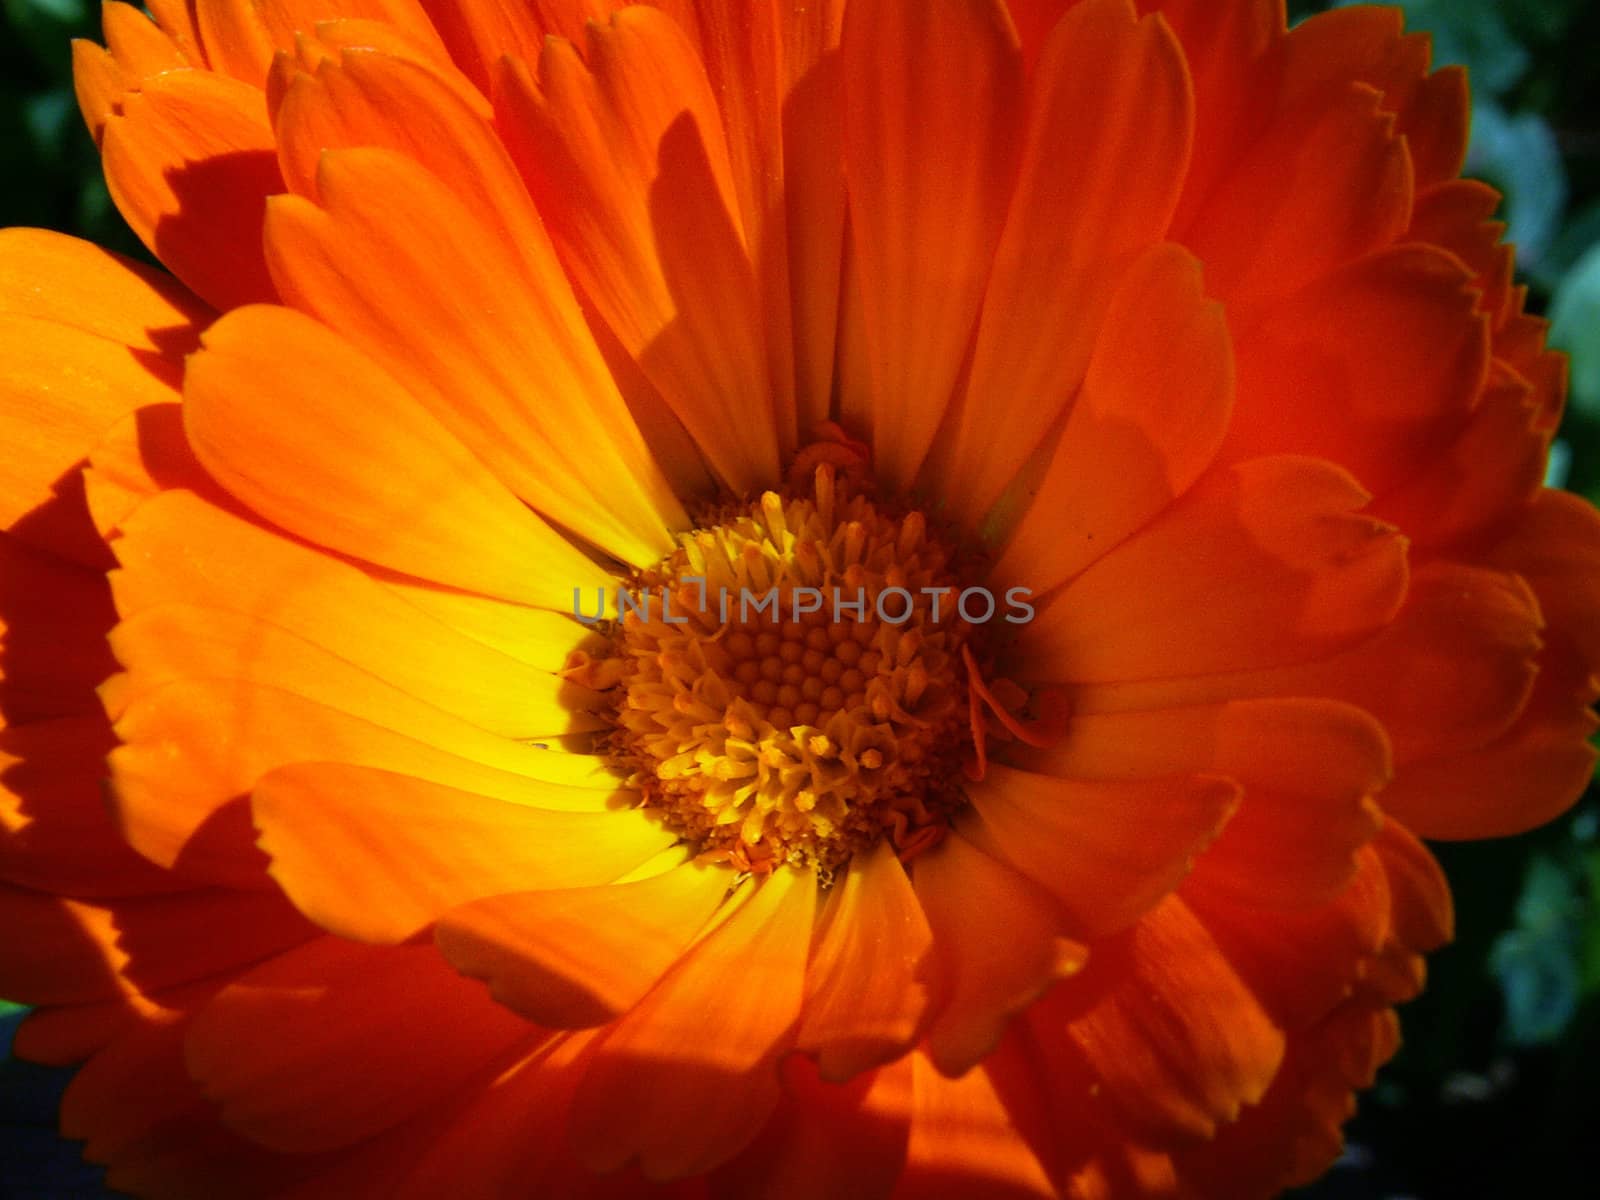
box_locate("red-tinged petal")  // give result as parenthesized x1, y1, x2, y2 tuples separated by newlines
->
(1278, 5, 1466, 190)
(796, 841, 933, 1082)
(0, 314, 184, 567)
(1148, 0, 1284, 235)
(1485, 487, 1600, 671)
(0, 717, 180, 898)
(570, 867, 816, 1180)
(182, 302, 615, 607)
(1018, 698, 1391, 909)
(184, 938, 532, 1153)
(1173, 1001, 1400, 1198)
(415, 0, 546, 92)
(436, 860, 728, 1028)
(196, 0, 443, 85)
(1379, 644, 1598, 840)
(1374, 361, 1549, 551)
(253, 762, 670, 943)
(964, 766, 1239, 937)
(496, 10, 781, 494)
(914, 832, 1087, 1077)
(939, 0, 1194, 523)
(0, 533, 119, 724)
(1408, 179, 1515, 327)
(1019, 456, 1407, 683)
(711, 1054, 912, 1200)
(840, 0, 1022, 489)
(1182, 82, 1411, 314)
(1230, 562, 1542, 765)
(59, 1003, 320, 1200)
(690, 0, 799, 454)
(781, 0, 846, 435)
(99, 70, 282, 311)
(1049, 895, 1286, 1141)
(266, 52, 687, 558)
(0, 885, 314, 1005)
(1222, 244, 1489, 495)
(1371, 818, 1452, 953)
(991, 241, 1232, 587)
(1182, 847, 1391, 1030)
(895, 1044, 1058, 1200)
(107, 680, 618, 883)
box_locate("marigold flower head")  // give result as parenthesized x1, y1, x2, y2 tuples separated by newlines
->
(1, 1, 1597, 1197)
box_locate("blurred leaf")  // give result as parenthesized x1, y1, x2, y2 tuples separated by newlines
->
(1467, 99, 1568, 270)
(1490, 852, 1585, 1046)
(1550, 240, 1600, 418)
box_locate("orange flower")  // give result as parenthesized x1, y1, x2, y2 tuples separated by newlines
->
(2, 0, 1597, 1196)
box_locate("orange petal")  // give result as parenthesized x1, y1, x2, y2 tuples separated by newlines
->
(1374, 361, 1548, 551)
(570, 867, 816, 1180)
(1371, 818, 1452, 953)
(0, 226, 209, 348)
(1017, 697, 1391, 909)
(107, 679, 619, 883)
(1182, 82, 1411, 314)
(0, 885, 313, 1005)
(101, 601, 603, 745)
(781, 0, 847, 435)
(939, 0, 1194, 523)
(414, 0, 545, 92)
(253, 762, 671, 942)
(712, 1054, 912, 1200)
(796, 841, 933, 1082)
(840, 0, 1022, 489)
(966, 766, 1238, 937)
(267, 52, 686, 559)
(102, 1, 192, 76)
(1380, 643, 1598, 840)
(913, 832, 1086, 1077)
(182, 302, 614, 607)
(0, 716, 179, 898)
(1156, 0, 1284, 237)
(1486, 487, 1600, 671)
(991, 241, 1232, 586)
(1407, 179, 1515, 328)
(1019, 456, 1407, 683)
(0, 314, 182, 567)
(107, 490, 595, 729)
(0, 534, 118, 724)
(1279, 4, 1466, 190)
(435, 859, 729, 1028)
(1183, 846, 1391, 1030)
(1222, 244, 1489, 495)
(99, 70, 282, 310)
(1050, 895, 1286, 1141)
(496, 10, 780, 494)
(196, 0, 443, 85)
(184, 938, 531, 1153)
(897, 1043, 1057, 1199)
(1172, 999, 1399, 1196)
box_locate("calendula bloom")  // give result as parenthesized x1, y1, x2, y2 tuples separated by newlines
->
(2, 0, 1598, 1195)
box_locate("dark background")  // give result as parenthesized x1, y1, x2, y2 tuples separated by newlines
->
(1, 1, 1597, 1196)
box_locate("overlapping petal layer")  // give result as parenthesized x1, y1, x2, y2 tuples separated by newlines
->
(0, 2, 1595, 1198)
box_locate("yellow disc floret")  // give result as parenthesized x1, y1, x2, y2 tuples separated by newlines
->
(574, 466, 975, 879)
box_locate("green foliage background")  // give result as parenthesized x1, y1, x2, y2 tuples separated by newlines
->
(1, 1, 1598, 1197)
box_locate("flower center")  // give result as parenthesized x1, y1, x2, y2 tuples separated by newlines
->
(570, 466, 983, 880)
